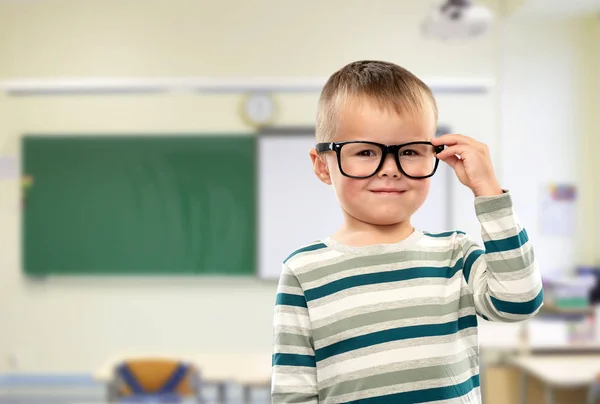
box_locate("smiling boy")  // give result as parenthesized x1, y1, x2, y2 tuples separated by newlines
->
(271, 60, 543, 404)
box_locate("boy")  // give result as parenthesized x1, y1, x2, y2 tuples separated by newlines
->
(271, 60, 543, 404)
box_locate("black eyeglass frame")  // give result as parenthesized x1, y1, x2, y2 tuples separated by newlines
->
(315, 140, 445, 179)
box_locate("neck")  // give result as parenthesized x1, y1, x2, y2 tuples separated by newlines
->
(332, 212, 415, 247)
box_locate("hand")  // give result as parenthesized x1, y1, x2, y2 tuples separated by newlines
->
(431, 134, 503, 197)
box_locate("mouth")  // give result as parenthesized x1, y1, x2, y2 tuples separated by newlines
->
(370, 189, 407, 195)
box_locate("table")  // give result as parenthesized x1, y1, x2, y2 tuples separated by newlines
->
(93, 352, 272, 404)
(511, 355, 600, 404)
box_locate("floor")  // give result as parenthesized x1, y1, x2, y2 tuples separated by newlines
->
(0, 379, 270, 404)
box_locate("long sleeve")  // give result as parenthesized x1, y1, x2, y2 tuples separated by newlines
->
(460, 191, 544, 322)
(272, 263, 319, 404)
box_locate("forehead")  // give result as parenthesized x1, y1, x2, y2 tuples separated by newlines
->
(334, 96, 436, 144)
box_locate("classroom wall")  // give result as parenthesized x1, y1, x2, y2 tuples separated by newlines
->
(584, 15, 600, 265)
(0, 0, 597, 373)
(593, 17, 600, 261)
(498, 14, 600, 272)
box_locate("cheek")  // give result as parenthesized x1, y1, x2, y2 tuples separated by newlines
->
(331, 174, 367, 199)
(411, 179, 431, 200)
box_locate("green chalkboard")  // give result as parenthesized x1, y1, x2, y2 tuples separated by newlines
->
(22, 135, 256, 276)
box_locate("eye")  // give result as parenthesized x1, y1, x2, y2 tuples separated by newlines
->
(400, 149, 419, 156)
(356, 149, 377, 157)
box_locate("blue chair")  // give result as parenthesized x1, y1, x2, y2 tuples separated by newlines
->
(107, 358, 202, 403)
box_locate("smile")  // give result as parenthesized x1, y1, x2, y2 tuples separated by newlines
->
(370, 190, 406, 195)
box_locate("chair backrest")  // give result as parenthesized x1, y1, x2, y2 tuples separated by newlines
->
(114, 358, 199, 398)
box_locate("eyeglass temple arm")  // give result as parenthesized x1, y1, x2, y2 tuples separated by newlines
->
(315, 143, 334, 152)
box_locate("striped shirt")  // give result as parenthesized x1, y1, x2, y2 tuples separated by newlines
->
(271, 191, 543, 404)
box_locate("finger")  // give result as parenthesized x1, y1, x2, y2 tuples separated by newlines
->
(441, 155, 461, 169)
(431, 134, 475, 147)
(435, 145, 468, 160)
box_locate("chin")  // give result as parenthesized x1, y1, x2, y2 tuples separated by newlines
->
(368, 218, 408, 226)
(355, 210, 412, 226)
(371, 216, 410, 226)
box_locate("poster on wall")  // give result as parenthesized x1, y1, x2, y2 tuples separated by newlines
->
(0, 155, 18, 180)
(539, 183, 576, 236)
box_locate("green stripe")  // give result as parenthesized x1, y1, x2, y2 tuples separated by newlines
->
(345, 374, 480, 404)
(463, 248, 484, 283)
(276, 293, 307, 308)
(304, 261, 463, 302)
(283, 243, 327, 264)
(484, 229, 528, 253)
(490, 289, 544, 315)
(272, 353, 316, 367)
(276, 333, 312, 348)
(296, 249, 457, 284)
(320, 354, 477, 398)
(315, 315, 477, 362)
(424, 230, 465, 238)
(313, 294, 474, 341)
(475, 192, 512, 215)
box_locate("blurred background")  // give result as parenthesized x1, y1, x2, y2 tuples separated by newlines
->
(0, 0, 598, 403)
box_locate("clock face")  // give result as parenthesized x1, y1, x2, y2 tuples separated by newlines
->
(242, 93, 275, 126)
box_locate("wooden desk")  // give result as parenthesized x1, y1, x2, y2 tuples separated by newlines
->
(511, 355, 600, 404)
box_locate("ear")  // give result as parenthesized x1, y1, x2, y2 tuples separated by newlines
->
(309, 148, 332, 185)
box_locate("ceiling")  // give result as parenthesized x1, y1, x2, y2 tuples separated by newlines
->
(505, 0, 600, 17)
(1, 0, 599, 18)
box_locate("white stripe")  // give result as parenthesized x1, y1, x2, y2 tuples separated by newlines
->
(318, 334, 479, 382)
(478, 212, 517, 233)
(291, 249, 345, 274)
(274, 312, 311, 329)
(277, 285, 304, 295)
(470, 256, 541, 297)
(309, 275, 464, 322)
(468, 256, 487, 286)
(310, 291, 466, 330)
(275, 399, 318, 404)
(419, 237, 457, 249)
(485, 266, 542, 295)
(271, 371, 317, 388)
(464, 243, 483, 258)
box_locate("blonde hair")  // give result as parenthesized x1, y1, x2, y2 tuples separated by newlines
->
(315, 60, 438, 143)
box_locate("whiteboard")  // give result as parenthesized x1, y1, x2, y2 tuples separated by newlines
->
(258, 134, 343, 280)
(410, 156, 451, 234)
(257, 132, 450, 280)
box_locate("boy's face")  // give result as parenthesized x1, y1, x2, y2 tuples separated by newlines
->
(312, 97, 437, 227)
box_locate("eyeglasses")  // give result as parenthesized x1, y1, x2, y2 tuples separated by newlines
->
(315, 140, 445, 179)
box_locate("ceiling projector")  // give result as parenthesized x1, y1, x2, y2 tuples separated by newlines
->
(421, 0, 495, 40)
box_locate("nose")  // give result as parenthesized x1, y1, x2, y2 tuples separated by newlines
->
(378, 154, 402, 178)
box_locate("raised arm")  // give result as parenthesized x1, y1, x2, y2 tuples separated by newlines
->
(460, 192, 544, 322)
